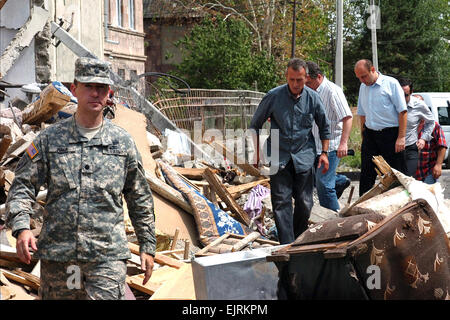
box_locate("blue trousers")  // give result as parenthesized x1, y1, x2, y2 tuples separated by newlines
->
(270, 160, 314, 244)
(315, 151, 348, 212)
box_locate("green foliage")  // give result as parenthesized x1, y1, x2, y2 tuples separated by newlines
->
(339, 123, 362, 169)
(343, 0, 450, 105)
(174, 15, 281, 92)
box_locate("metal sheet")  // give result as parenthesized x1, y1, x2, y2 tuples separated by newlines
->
(192, 245, 286, 300)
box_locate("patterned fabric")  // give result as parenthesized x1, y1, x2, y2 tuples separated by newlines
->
(293, 212, 385, 246)
(39, 260, 127, 300)
(158, 160, 251, 245)
(415, 121, 448, 181)
(277, 199, 450, 300)
(6, 116, 156, 261)
(243, 185, 271, 235)
(347, 200, 450, 300)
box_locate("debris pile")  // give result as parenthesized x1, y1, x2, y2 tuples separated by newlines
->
(0, 82, 279, 300)
(269, 156, 450, 300)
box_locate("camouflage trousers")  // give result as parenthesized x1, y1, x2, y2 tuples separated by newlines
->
(39, 259, 127, 300)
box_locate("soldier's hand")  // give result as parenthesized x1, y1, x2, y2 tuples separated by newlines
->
(140, 252, 154, 285)
(16, 229, 37, 264)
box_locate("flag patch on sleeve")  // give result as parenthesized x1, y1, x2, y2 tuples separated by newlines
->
(26, 142, 39, 159)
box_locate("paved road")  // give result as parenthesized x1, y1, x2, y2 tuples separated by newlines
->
(440, 168, 450, 199)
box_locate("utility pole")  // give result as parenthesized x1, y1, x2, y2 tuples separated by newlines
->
(291, 0, 296, 58)
(335, 0, 343, 88)
(369, 0, 378, 70)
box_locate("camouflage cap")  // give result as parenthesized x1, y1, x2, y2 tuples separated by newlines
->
(74, 57, 113, 85)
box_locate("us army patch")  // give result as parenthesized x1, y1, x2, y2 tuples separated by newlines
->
(26, 142, 39, 159)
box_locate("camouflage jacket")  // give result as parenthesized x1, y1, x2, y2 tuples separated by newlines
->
(6, 116, 156, 262)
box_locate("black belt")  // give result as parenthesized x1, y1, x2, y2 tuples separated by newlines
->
(364, 125, 398, 133)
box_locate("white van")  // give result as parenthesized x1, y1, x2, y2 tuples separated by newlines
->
(414, 92, 450, 166)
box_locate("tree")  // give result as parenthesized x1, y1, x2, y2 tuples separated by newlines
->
(174, 15, 280, 92)
(343, 0, 450, 105)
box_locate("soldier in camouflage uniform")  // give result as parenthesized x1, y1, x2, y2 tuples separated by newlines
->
(5, 57, 156, 300)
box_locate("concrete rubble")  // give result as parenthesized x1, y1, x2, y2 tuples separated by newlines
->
(0, 5, 448, 299)
(0, 78, 448, 300)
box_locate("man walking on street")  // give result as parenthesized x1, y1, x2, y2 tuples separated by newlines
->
(354, 59, 407, 196)
(6, 57, 156, 300)
(250, 58, 330, 244)
(306, 61, 353, 212)
(416, 120, 447, 184)
(399, 78, 435, 177)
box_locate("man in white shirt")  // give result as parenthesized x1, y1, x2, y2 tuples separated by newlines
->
(355, 59, 407, 196)
(306, 61, 353, 212)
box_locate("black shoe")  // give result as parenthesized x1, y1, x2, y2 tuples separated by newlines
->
(336, 178, 351, 199)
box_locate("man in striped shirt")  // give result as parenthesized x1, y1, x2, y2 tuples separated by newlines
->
(306, 61, 353, 212)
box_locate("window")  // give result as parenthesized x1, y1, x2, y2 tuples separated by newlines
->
(128, 0, 135, 30)
(438, 106, 450, 125)
(118, 68, 125, 79)
(130, 70, 137, 82)
(116, 0, 123, 27)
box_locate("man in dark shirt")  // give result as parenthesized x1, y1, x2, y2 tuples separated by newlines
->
(250, 58, 330, 244)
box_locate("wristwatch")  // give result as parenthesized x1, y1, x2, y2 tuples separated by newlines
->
(321, 150, 329, 156)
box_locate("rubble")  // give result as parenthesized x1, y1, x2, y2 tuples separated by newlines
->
(0, 79, 448, 300)
(268, 156, 450, 300)
(0, 81, 280, 300)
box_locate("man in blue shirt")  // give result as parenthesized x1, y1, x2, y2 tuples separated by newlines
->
(355, 59, 407, 196)
(250, 58, 330, 244)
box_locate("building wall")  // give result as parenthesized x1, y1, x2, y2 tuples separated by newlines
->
(0, 0, 36, 103)
(104, 0, 146, 82)
(144, 20, 192, 76)
(48, 0, 104, 83)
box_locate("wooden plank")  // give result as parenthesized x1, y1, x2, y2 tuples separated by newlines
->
(226, 233, 279, 246)
(208, 140, 264, 177)
(126, 275, 160, 296)
(0, 286, 15, 300)
(173, 167, 206, 180)
(231, 231, 262, 252)
(226, 178, 270, 196)
(150, 264, 196, 300)
(195, 233, 230, 256)
(183, 240, 190, 260)
(0, 0, 9, 11)
(170, 228, 180, 251)
(0, 269, 39, 291)
(145, 171, 193, 215)
(0, 244, 38, 264)
(128, 242, 184, 269)
(202, 168, 251, 226)
(10, 269, 40, 288)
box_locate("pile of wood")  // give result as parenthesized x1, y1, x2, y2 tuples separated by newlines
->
(0, 90, 280, 300)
